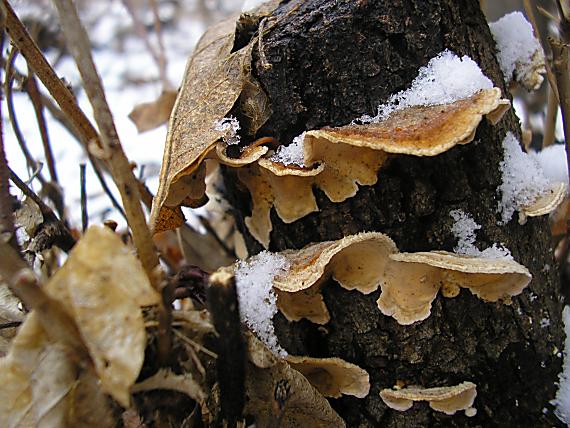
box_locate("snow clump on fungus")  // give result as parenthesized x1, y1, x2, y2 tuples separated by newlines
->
(234, 251, 290, 357)
(489, 11, 546, 91)
(450, 209, 512, 259)
(359, 50, 493, 123)
(270, 132, 306, 166)
(497, 132, 566, 224)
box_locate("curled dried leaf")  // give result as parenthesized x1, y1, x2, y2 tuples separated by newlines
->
(285, 356, 370, 398)
(128, 90, 178, 133)
(151, 3, 281, 233)
(245, 359, 345, 427)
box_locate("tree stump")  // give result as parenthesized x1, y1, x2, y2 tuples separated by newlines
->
(223, 1, 565, 426)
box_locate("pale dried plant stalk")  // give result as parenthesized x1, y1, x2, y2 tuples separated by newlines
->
(50, 0, 159, 280)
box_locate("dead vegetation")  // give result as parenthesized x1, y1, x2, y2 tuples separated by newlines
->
(0, 0, 570, 427)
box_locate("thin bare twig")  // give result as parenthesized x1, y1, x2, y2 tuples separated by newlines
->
(524, 0, 560, 100)
(150, 0, 169, 88)
(27, 72, 59, 184)
(51, 0, 159, 280)
(3, 0, 99, 144)
(122, 0, 170, 88)
(5, 46, 41, 175)
(80, 163, 87, 232)
(9, 166, 76, 252)
(543, 86, 559, 148)
(0, 75, 19, 252)
(550, 38, 570, 184)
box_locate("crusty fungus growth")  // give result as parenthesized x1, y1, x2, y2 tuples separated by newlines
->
(378, 251, 532, 324)
(272, 232, 398, 324)
(379, 381, 477, 416)
(286, 356, 370, 398)
(258, 159, 324, 223)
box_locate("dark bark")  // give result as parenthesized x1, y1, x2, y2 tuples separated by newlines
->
(224, 0, 566, 426)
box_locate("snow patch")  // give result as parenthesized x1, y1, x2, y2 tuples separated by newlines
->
(450, 209, 512, 259)
(270, 133, 306, 166)
(235, 251, 289, 357)
(359, 50, 492, 123)
(489, 11, 542, 84)
(553, 306, 570, 425)
(498, 132, 552, 224)
(214, 116, 241, 145)
(529, 144, 569, 189)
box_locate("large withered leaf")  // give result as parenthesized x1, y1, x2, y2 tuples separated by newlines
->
(0, 314, 47, 428)
(150, 1, 281, 234)
(245, 359, 346, 428)
(150, 15, 250, 233)
(44, 226, 159, 407)
(0, 313, 114, 428)
(30, 344, 77, 428)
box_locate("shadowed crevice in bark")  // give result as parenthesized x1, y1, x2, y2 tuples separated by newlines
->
(222, 0, 566, 426)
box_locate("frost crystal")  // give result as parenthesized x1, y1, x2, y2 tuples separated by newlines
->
(553, 306, 570, 424)
(235, 251, 289, 357)
(489, 12, 543, 84)
(359, 50, 492, 123)
(498, 132, 551, 224)
(214, 116, 241, 145)
(270, 133, 306, 166)
(450, 209, 512, 259)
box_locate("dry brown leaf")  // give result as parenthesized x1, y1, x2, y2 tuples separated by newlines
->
(150, 16, 249, 232)
(245, 359, 345, 428)
(67, 369, 114, 427)
(30, 344, 76, 427)
(44, 226, 159, 407)
(177, 223, 236, 272)
(131, 368, 205, 403)
(128, 90, 178, 133)
(150, 1, 282, 234)
(0, 313, 49, 428)
(0, 282, 24, 356)
(14, 197, 44, 238)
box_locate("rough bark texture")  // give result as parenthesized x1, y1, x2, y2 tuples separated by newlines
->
(223, 0, 566, 426)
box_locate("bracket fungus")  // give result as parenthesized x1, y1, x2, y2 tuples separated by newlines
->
(519, 182, 568, 224)
(272, 232, 398, 324)
(378, 251, 532, 325)
(379, 381, 477, 416)
(285, 356, 370, 399)
(239, 160, 324, 247)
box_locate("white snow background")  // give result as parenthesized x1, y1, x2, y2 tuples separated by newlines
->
(6, 0, 244, 229)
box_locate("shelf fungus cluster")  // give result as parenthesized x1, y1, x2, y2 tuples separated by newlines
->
(254, 232, 531, 325)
